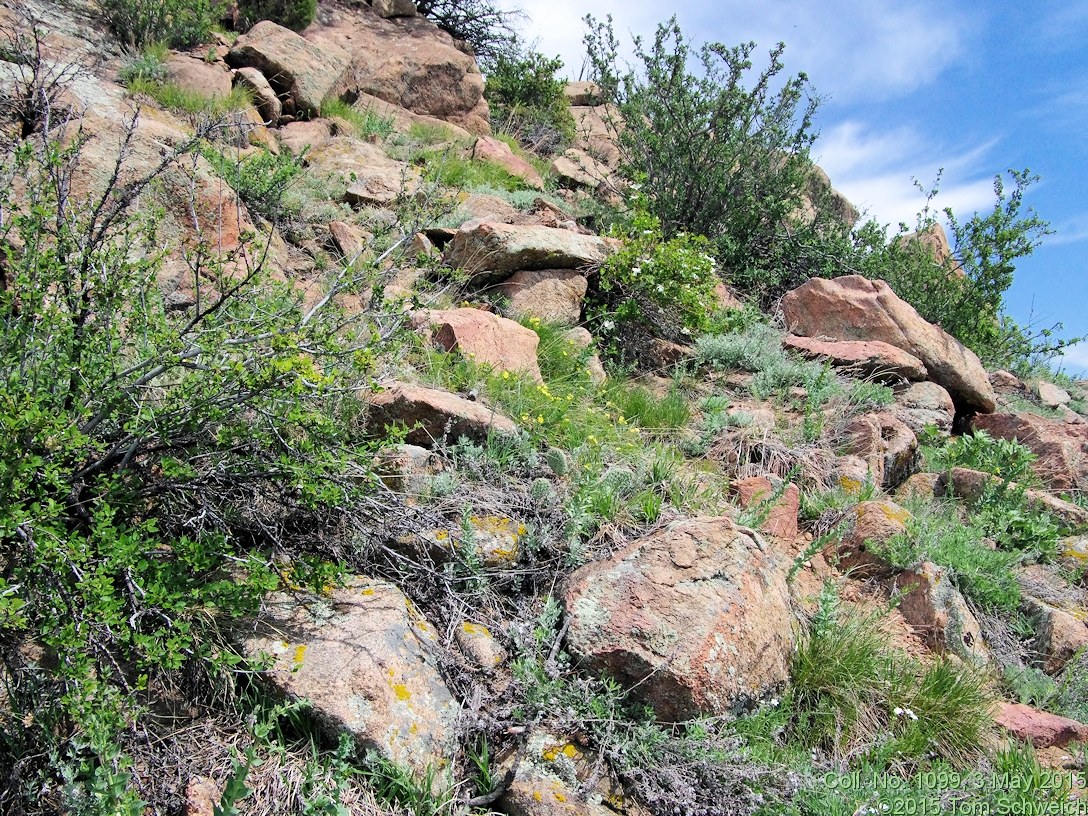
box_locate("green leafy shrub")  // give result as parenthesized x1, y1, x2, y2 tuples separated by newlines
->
(838, 171, 1080, 370)
(872, 501, 1022, 612)
(584, 17, 823, 302)
(925, 430, 1060, 558)
(98, 0, 216, 47)
(485, 50, 575, 153)
(879, 172, 1071, 368)
(202, 145, 305, 224)
(117, 43, 169, 85)
(847, 379, 896, 409)
(0, 111, 379, 810)
(589, 200, 718, 356)
(928, 429, 1039, 484)
(236, 0, 317, 32)
(695, 323, 783, 372)
(970, 481, 1060, 559)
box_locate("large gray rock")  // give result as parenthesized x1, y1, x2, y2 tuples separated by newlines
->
(411, 307, 543, 381)
(782, 275, 996, 414)
(496, 269, 587, 325)
(1037, 380, 1072, 408)
(233, 66, 282, 124)
(890, 381, 956, 435)
(843, 410, 919, 490)
(311, 9, 489, 134)
(551, 149, 611, 191)
(893, 561, 989, 664)
(366, 382, 518, 446)
(783, 334, 927, 382)
(1024, 596, 1088, 674)
(227, 21, 349, 117)
(239, 577, 456, 779)
(995, 703, 1088, 749)
(444, 222, 614, 284)
(564, 517, 794, 720)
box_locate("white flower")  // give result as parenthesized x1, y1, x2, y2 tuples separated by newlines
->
(655, 284, 665, 293)
(680, 327, 691, 336)
(893, 707, 904, 717)
(601, 319, 615, 331)
(631, 266, 641, 276)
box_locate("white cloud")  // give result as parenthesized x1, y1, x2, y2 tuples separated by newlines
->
(814, 120, 999, 229)
(1050, 213, 1088, 246)
(1060, 341, 1088, 376)
(503, 0, 970, 100)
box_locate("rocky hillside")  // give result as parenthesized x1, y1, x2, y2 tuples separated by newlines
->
(1, 1, 1087, 815)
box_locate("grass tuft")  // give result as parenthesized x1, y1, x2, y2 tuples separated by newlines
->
(320, 99, 395, 140)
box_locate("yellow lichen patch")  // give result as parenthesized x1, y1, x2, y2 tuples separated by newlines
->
(1062, 542, 1088, 561)
(838, 475, 862, 495)
(469, 515, 522, 541)
(857, 501, 911, 525)
(532, 791, 543, 803)
(433, 529, 450, 541)
(878, 503, 911, 524)
(393, 683, 412, 701)
(554, 792, 567, 802)
(292, 644, 308, 665)
(541, 742, 580, 762)
(461, 622, 491, 637)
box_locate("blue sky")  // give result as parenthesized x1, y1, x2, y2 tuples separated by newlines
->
(497, 0, 1088, 374)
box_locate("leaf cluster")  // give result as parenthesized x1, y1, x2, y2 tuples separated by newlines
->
(584, 16, 824, 301)
(0, 108, 381, 809)
(97, 0, 216, 48)
(485, 50, 576, 153)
